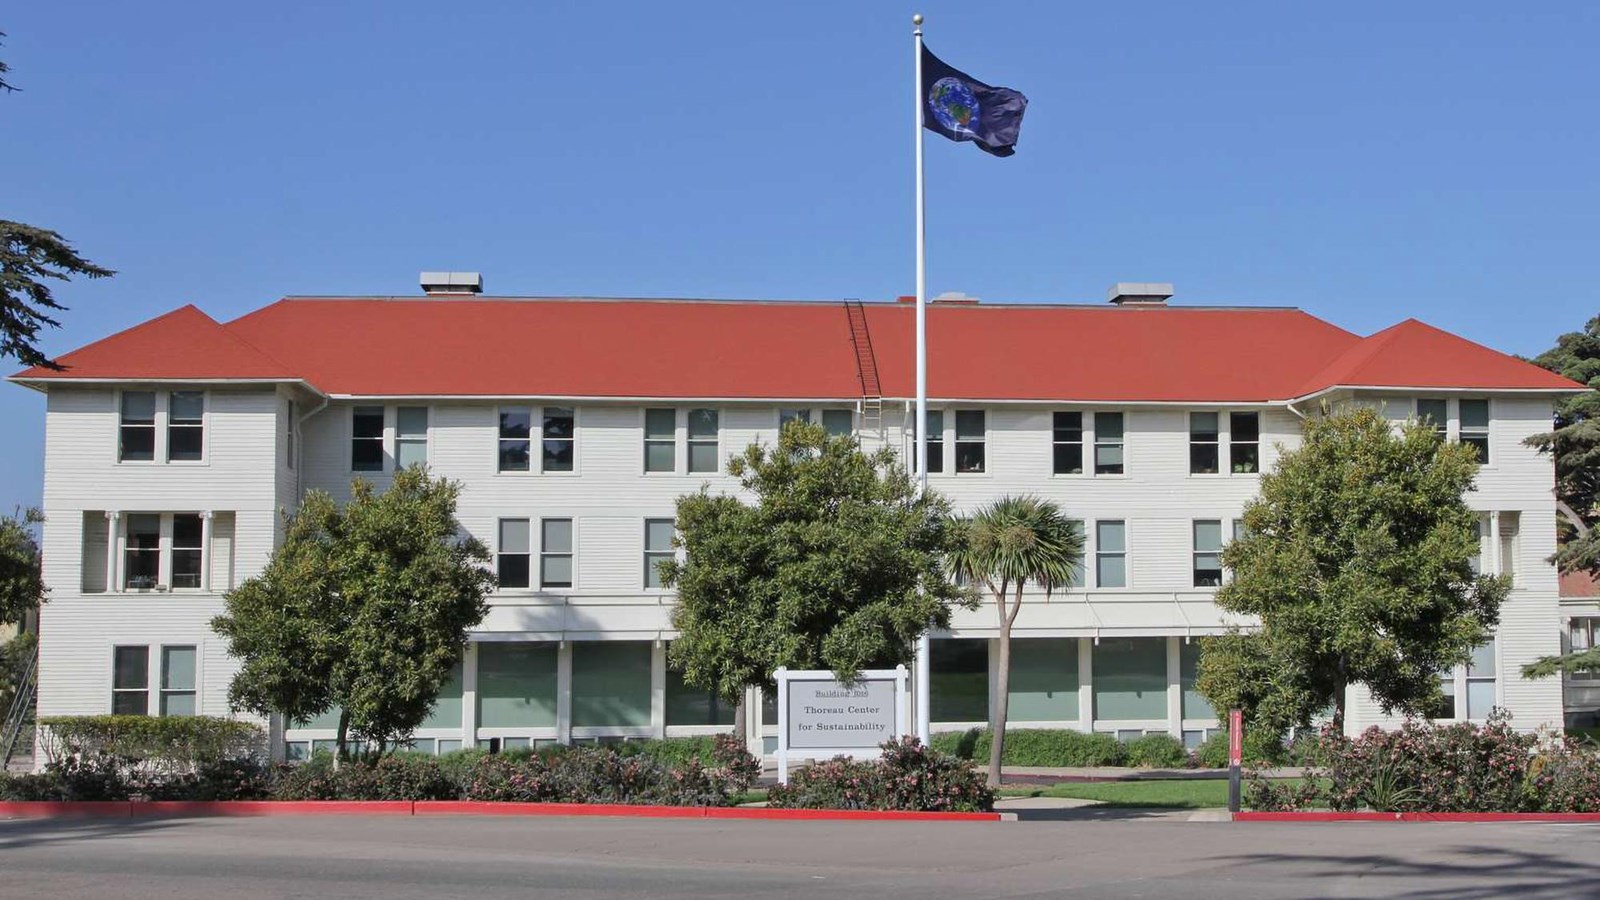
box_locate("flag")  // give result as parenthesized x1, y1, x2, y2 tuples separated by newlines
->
(920, 44, 1029, 157)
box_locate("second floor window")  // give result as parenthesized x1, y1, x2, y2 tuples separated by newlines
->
(167, 392, 204, 461)
(542, 408, 575, 472)
(499, 408, 531, 472)
(351, 406, 384, 472)
(540, 518, 574, 588)
(123, 512, 204, 590)
(1094, 412, 1125, 475)
(1459, 399, 1489, 463)
(1230, 412, 1260, 473)
(1417, 399, 1448, 439)
(821, 409, 854, 437)
(644, 518, 674, 589)
(1189, 413, 1220, 474)
(124, 514, 161, 589)
(644, 409, 676, 473)
(1570, 619, 1600, 682)
(1095, 520, 1126, 588)
(170, 514, 203, 588)
(497, 518, 530, 589)
(924, 410, 944, 474)
(120, 392, 156, 462)
(1052, 412, 1084, 475)
(955, 410, 985, 473)
(395, 407, 428, 469)
(687, 409, 719, 473)
(1193, 520, 1223, 587)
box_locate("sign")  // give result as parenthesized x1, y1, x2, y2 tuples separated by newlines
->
(1228, 708, 1243, 768)
(774, 666, 910, 784)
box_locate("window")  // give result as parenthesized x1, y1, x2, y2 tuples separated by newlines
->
(779, 408, 812, 432)
(160, 646, 196, 716)
(1052, 412, 1084, 475)
(644, 519, 674, 589)
(1094, 412, 1124, 475)
(167, 391, 204, 461)
(1193, 520, 1223, 587)
(498, 407, 532, 472)
(1468, 515, 1486, 575)
(1189, 413, 1219, 474)
(1229, 412, 1259, 473)
(496, 519, 530, 589)
(540, 518, 573, 588)
(542, 407, 575, 472)
(351, 406, 384, 471)
(119, 392, 156, 462)
(1095, 520, 1127, 588)
(821, 409, 854, 437)
(923, 411, 944, 474)
(124, 514, 161, 590)
(687, 409, 719, 473)
(1417, 399, 1448, 439)
(1459, 399, 1489, 463)
(1498, 512, 1519, 583)
(644, 409, 676, 473)
(395, 407, 428, 469)
(1066, 519, 1086, 588)
(113, 646, 149, 715)
(1570, 619, 1600, 682)
(170, 514, 203, 588)
(1466, 642, 1496, 719)
(954, 410, 985, 473)
(286, 400, 297, 470)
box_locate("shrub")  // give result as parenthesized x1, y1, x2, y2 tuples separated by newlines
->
(1527, 738, 1600, 812)
(39, 715, 267, 778)
(0, 756, 128, 801)
(612, 736, 718, 766)
(273, 753, 457, 801)
(1193, 732, 1229, 768)
(138, 759, 272, 801)
(930, 728, 1124, 767)
(767, 738, 994, 812)
(1123, 734, 1187, 768)
(463, 737, 758, 806)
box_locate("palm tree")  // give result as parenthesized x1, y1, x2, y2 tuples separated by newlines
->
(947, 496, 1084, 787)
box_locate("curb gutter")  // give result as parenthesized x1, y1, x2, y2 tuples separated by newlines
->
(0, 800, 1003, 823)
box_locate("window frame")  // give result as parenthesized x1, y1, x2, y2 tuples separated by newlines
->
(497, 406, 533, 474)
(953, 409, 986, 474)
(159, 644, 198, 717)
(1093, 412, 1126, 476)
(118, 512, 209, 593)
(394, 405, 430, 470)
(643, 408, 678, 474)
(539, 517, 575, 589)
(1192, 519, 1224, 588)
(540, 407, 577, 474)
(1458, 398, 1490, 465)
(1093, 519, 1128, 589)
(643, 518, 675, 590)
(112, 645, 151, 715)
(1569, 618, 1600, 682)
(1228, 411, 1260, 475)
(1052, 411, 1085, 476)
(686, 408, 720, 474)
(285, 399, 297, 471)
(1435, 640, 1498, 721)
(165, 390, 207, 463)
(496, 517, 532, 590)
(922, 410, 945, 475)
(118, 390, 211, 466)
(350, 405, 386, 473)
(1188, 412, 1221, 476)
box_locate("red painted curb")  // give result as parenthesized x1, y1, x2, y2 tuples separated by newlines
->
(1235, 811, 1600, 823)
(0, 800, 1003, 822)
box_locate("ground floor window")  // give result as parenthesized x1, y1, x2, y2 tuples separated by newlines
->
(571, 641, 651, 728)
(1180, 641, 1213, 721)
(665, 662, 735, 727)
(477, 642, 558, 728)
(159, 645, 196, 716)
(1092, 637, 1166, 721)
(112, 645, 149, 714)
(930, 639, 989, 723)
(1008, 638, 1079, 723)
(1435, 641, 1497, 720)
(420, 662, 464, 729)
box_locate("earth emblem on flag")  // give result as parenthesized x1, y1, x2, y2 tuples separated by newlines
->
(928, 77, 980, 135)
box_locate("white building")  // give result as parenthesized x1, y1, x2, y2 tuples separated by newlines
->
(8, 280, 1585, 760)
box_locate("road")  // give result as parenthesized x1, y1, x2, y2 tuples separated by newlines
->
(1, 811, 1596, 899)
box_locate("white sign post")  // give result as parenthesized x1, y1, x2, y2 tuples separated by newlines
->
(774, 665, 911, 785)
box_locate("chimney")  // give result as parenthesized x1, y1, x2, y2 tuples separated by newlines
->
(932, 291, 980, 305)
(1107, 282, 1173, 306)
(420, 272, 484, 295)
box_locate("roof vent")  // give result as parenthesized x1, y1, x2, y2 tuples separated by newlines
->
(1107, 282, 1173, 306)
(932, 291, 980, 304)
(420, 272, 483, 295)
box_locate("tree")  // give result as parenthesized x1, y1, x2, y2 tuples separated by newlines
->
(0, 507, 44, 627)
(1197, 405, 1508, 734)
(662, 421, 971, 730)
(1519, 315, 1600, 680)
(212, 468, 495, 758)
(1, 32, 114, 370)
(946, 496, 1083, 787)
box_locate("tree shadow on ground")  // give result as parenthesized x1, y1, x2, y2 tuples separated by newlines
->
(1219, 842, 1600, 900)
(0, 817, 183, 851)
(1006, 805, 1195, 822)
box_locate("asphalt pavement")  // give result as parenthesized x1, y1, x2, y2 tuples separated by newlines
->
(1, 812, 1597, 899)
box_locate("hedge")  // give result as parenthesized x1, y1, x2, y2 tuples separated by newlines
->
(38, 715, 267, 774)
(931, 728, 1126, 767)
(767, 737, 994, 812)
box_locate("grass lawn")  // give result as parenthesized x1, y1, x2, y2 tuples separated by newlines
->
(998, 778, 1312, 809)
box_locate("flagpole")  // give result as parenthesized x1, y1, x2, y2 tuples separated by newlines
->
(912, 12, 932, 746)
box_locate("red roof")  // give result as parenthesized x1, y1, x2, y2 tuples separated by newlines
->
(1562, 570, 1600, 599)
(11, 297, 1588, 401)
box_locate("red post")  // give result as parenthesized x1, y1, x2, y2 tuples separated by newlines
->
(1227, 708, 1243, 812)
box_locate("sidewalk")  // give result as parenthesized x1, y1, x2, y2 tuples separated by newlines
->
(1000, 765, 1306, 783)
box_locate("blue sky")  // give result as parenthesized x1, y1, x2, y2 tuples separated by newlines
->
(2, 1, 1596, 512)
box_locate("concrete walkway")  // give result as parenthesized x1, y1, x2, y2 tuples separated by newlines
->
(1001, 765, 1306, 783)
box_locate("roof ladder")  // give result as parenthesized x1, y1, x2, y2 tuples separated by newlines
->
(843, 299, 884, 436)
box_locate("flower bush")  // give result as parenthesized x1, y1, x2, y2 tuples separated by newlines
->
(766, 737, 994, 812)
(1244, 713, 1600, 813)
(931, 728, 1125, 767)
(1123, 734, 1188, 768)
(464, 737, 757, 806)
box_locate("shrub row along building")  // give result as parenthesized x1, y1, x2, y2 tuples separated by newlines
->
(9, 278, 1586, 759)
